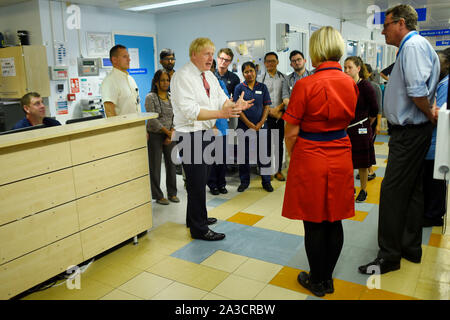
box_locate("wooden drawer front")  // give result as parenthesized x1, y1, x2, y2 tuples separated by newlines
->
(72, 148, 149, 198)
(80, 203, 152, 260)
(0, 234, 83, 300)
(0, 137, 71, 185)
(70, 123, 147, 165)
(0, 202, 79, 265)
(77, 176, 151, 230)
(0, 168, 76, 226)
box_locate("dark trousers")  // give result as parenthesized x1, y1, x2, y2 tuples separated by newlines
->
(303, 220, 344, 283)
(423, 159, 446, 219)
(177, 131, 214, 237)
(377, 122, 433, 262)
(238, 129, 271, 186)
(207, 135, 228, 190)
(147, 133, 177, 200)
(267, 116, 284, 173)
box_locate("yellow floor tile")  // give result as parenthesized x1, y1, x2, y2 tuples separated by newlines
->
(83, 261, 143, 288)
(428, 233, 450, 250)
(359, 287, 417, 300)
(418, 261, 450, 283)
(422, 245, 450, 265)
(147, 256, 229, 291)
(151, 282, 208, 300)
(349, 211, 369, 222)
(212, 274, 266, 300)
(21, 277, 114, 300)
(269, 266, 366, 300)
(413, 279, 450, 300)
(253, 216, 291, 232)
(100, 288, 143, 300)
(146, 222, 193, 252)
(202, 292, 230, 300)
(234, 258, 283, 283)
(254, 284, 308, 300)
(324, 278, 366, 300)
(377, 272, 419, 297)
(281, 220, 305, 236)
(227, 212, 264, 226)
(118, 271, 173, 300)
(201, 250, 248, 273)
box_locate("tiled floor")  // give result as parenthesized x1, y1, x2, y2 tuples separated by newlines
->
(19, 134, 449, 300)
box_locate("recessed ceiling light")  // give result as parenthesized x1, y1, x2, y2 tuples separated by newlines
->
(126, 0, 207, 11)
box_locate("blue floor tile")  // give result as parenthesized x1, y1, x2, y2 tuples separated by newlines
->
(206, 198, 229, 208)
(171, 221, 304, 266)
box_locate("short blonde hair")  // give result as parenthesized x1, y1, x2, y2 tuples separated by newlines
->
(189, 37, 215, 57)
(309, 26, 345, 66)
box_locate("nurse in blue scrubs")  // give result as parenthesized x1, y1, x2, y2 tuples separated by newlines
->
(233, 61, 273, 192)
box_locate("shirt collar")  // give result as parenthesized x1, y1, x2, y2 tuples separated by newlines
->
(112, 67, 129, 76)
(315, 61, 342, 71)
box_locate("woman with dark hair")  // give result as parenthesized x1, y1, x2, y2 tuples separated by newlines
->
(145, 69, 179, 205)
(344, 56, 379, 203)
(233, 61, 273, 192)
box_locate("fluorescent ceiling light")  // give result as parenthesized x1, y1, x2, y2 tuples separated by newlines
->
(126, 0, 207, 11)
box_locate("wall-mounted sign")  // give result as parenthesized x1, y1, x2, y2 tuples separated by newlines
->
(436, 40, 450, 46)
(373, 8, 426, 24)
(419, 29, 450, 37)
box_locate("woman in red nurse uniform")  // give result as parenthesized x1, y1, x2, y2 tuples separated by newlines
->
(282, 26, 359, 297)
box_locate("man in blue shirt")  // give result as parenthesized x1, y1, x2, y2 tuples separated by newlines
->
(359, 4, 440, 275)
(13, 92, 61, 129)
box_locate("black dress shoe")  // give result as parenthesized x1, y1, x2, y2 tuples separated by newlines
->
(210, 188, 220, 195)
(192, 229, 225, 241)
(297, 272, 325, 297)
(262, 184, 274, 192)
(323, 279, 334, 294)
(219, 186, 228, 194)
(207, 217, 217, 225)
(402, 252, 421, 264)
(237, 184, 248, 192)
(358, 257, 400, 275)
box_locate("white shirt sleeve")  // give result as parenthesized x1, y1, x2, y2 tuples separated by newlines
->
(171, 71, 202, 122)
(101, 76, 118, 104)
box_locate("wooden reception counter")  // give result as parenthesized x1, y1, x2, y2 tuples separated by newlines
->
(0, 112, 157, 299)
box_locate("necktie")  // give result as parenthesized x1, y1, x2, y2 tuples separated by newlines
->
(201, 72, 210, 97)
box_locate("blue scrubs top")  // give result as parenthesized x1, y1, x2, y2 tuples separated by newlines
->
(13, 117, 61, 129)
(233, 81, 271, 129)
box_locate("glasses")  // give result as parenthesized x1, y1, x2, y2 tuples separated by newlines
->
(218, 56, 232, 63)
(291, 58, 304, 63)
(383, 20, 399, 30)
(162, 57, 175, 62)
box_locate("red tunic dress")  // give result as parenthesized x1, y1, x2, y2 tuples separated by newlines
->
(282, 61, 358, 222)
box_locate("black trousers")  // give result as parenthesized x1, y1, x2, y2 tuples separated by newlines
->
(207, 135, 228, 190)
(423, 159, 446, 219)
(303, 220, 344, 283)
(147, 133, 177, 200)
(377, 122, 433, 262)
(266, 116, 284, 173)
(177, 131, 214, 237)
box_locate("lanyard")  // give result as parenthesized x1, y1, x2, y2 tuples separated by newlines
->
(396, 31, 418, 58)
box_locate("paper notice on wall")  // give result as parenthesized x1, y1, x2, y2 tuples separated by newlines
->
(128, 48, 140, 69)
(1, 57, 16, 77)
(56, 100, 68, 115)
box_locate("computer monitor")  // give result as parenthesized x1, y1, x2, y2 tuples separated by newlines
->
(0, 124, 45, 135)
(65, 115, 103, 124)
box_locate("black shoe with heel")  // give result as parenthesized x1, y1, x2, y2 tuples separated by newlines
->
(297, 272, 326, 297)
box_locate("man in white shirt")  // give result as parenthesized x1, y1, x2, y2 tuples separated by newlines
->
(171, 37, 253, 241)
(101, 44, 140, 117)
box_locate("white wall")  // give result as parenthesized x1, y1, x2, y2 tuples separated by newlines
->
(37, 0, 157, 123)
(0, 0, 42, 46)
(269, 0, 386, 74)
(156, 0, 271, 70)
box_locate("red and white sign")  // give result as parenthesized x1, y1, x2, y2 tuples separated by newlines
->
(70, 78, 80, 94)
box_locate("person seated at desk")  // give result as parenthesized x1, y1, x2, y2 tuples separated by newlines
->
(12, 92, 61, 129)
